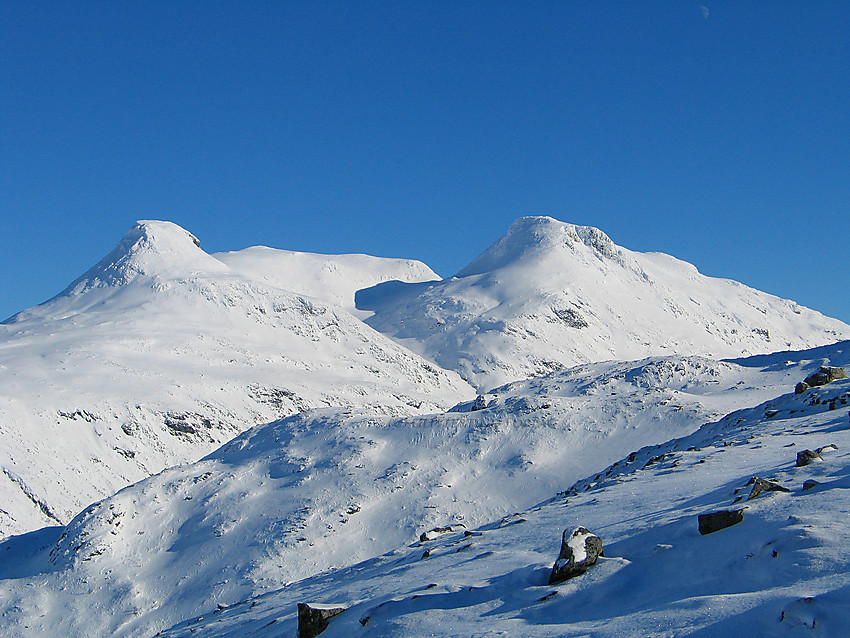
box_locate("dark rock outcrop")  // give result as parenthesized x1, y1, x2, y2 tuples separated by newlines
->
(549, 527, 604, 585)
(796, 449, 823, 467)
(747, 477, 791, 500)
(298, 603, 346, 638)
(698, 509, 744, 535)
(419, 524, 465, 542)
(806, 366, 848, 386)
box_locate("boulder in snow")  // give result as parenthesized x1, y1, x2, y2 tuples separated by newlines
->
(801, 366, 847, 391)
(796, 449, 823, 467)
(548, 527, 604, 585)
(698, 509, 744, 535)
(297, 602, 347, 638)
(747, 477, 791, 500)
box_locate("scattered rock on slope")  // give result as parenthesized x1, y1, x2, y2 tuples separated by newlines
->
(549, 526, 604, 584)
(698, 509, 745, 535)
(747, 477, 791, 500)
(795, 366, 848, 393)
(297, 602, 347, 638)
(796, 450, 823, 467)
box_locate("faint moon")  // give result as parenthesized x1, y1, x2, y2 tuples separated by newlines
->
(700, 5, 709, 19)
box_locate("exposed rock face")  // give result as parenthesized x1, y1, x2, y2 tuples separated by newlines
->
(549, 527, 604, 585)
(698, 509, 744, 535)
(297, 603, 347, 638)
(748, 477, 791, 500)
(802, 366, 848, 389)
(796, 450, 823, 467)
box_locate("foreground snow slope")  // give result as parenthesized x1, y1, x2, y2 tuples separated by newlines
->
(157, 374, 850, 637)
(0, 343, 846, 637)
(0, 221, 472, 537)
(359, 216, 850, 391)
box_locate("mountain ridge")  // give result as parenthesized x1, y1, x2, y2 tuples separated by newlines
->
(359, 217, 850, 391)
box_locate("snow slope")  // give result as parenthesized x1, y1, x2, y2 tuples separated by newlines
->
(155, 373, 850, 638)
(214, 246, 439, 318)
(358, 216, 850, 391)
(0, 221, 473, 538)
(1, 343, 846, 637)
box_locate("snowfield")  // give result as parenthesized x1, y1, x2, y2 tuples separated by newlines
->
(0, 343, 847, 637)
(0, 216, 848, 637)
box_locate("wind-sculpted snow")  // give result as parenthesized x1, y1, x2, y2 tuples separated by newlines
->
(359, 216, 850, 391)
(0, 348, 844, 637)
(0, 221, 473, 538)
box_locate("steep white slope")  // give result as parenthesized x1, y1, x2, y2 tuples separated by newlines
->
(1, 343, 845, 637)
(359, 216, 850, 391)
(214, 246, 439, 318)
(0, 221, 473, 538)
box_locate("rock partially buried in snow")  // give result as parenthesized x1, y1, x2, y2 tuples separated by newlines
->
(548, 527, 604, 585)
(419, 524, 465, 542)
(805, 366, 847, 387)
(698, 509, 745, 535)
(747, 477, 791, 500)
(297, 602, 347, 638)
(796, 449, 823, 467)
(796, 366, 847, 394)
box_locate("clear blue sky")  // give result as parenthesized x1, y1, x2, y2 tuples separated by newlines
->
(2, 1, 848, 324)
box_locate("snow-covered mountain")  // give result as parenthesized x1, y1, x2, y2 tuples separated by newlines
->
(1, 342, 846, 637)
(0, 221, 473, 537)
(359, 216, 850, 391)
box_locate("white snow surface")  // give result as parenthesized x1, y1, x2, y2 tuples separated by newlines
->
(358, 216, 850, 391)
(152, 373, 850, 638)
(2, 216, 850, 637)
(565, 528, 591, 564)
(0, 221, 473, 538)
(213, 246, 439, 318)
(0, 343, 847, 637)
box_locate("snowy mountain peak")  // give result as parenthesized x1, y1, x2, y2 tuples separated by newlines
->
(66, 220, 228, 291)
(457, 216, 619, 277)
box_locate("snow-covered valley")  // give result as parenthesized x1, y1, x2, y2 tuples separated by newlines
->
(1, 217, 848, 637)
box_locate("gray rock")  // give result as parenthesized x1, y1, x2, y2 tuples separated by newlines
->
(698, 509, 744, 535)
(747, 477, 791, 500)
(549, 527, 604, 585)
(419, 524, 465, 542)
(297, 603, 346, 638)
(795, 381, 810, 395)
(796, 449, 823, 467)
(803, 480, 820, 491)
(803, 366, 847, 388)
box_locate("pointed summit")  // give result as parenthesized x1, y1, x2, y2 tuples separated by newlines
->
(457, 216, 620, 277)
(65, 220, 228, 293)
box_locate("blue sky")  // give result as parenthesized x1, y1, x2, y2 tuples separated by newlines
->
(2, 1, 849, 324)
